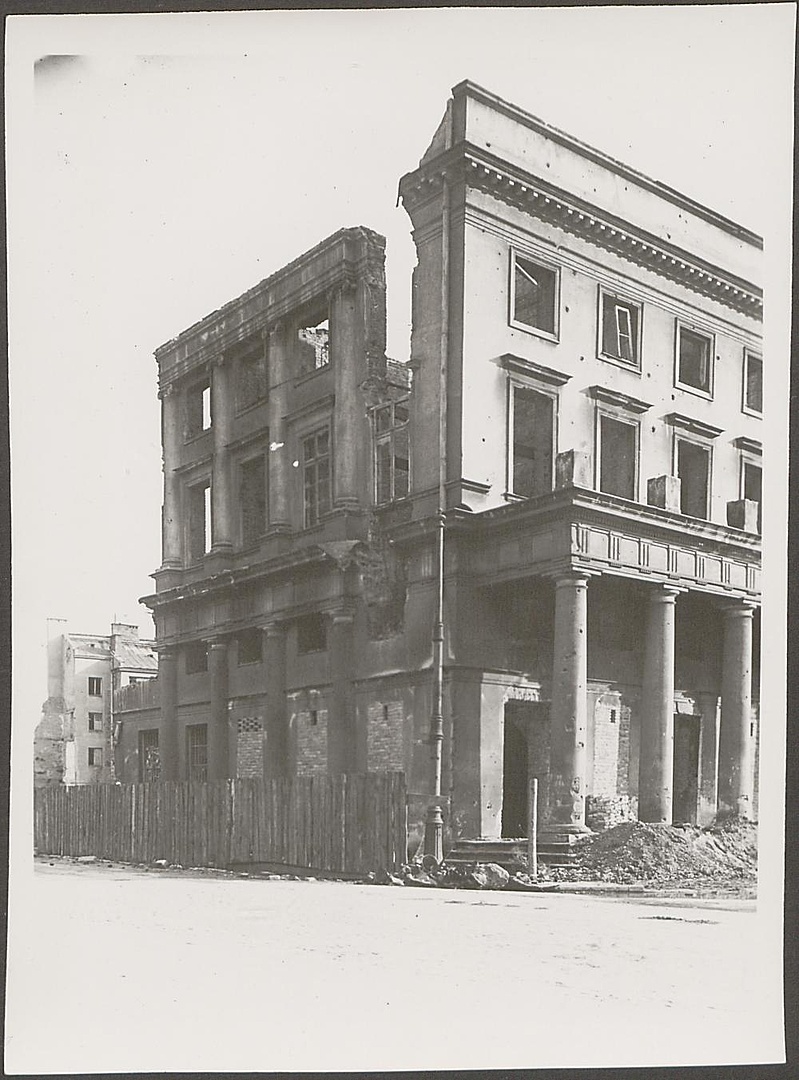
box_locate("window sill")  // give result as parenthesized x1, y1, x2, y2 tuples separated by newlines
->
(294, 364, 332, 389)
(741, 404, 763, 420)
(235, 398, 268, 418)
(674, 380, 714, 402)
(509, 318, 559, 344)
(184, 429, 212, 445)
(597, 351, 642, 374)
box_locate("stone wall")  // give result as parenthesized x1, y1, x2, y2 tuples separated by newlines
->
(366, 700, 404, 771)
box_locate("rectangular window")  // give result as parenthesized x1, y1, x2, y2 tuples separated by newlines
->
(373, 400, 410, 504)
(88, 677, 102, 697)
(742, 460, 762, 534)
(599, 291, 641, 368)
(598, 414, 637, 500)
(88, 712, 103, 732)
(676, 439, 711, 519)
(743, 350, 763, 415)
(237, 347, 268, 411)
(510, 385, 554, 497)
(185, 380, 212, 439)
(138, 729, 160, 782)
(302, 427, 331, 527)
(676, 324, 713, 396)
(187, 480, 211, 561)
(240, 456, 267, 545)
(88, 747, 103, 767)
(297, 316, 330, 374)
(511, 253, 558, 337)
(297, 613, 327, 654)
(185, 641, 208, 674)
(186, 724, 208, 782)
(237, 628, 263, 665)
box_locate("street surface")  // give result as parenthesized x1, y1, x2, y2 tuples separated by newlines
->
(5, 858, 785, 1074)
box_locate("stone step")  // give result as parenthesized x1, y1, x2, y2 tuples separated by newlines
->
(444, 837, 582, 870)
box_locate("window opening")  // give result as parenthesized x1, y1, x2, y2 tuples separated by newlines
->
(88, 677, 102, 697)
(237, 347, 268, 411)
(743, 351, 762, 414)
(302, 428, 331, 527)
(600, 293, 640, 366)
(743, 460, 762, 534)
(240, 456, 267, 545)
(512, 254, 557, 335)
(185, 380, 212, 439)
(185, 641, 208, 674)
(186, 724, 208, 782)
(237, 628, 263, 665)
(599, 414, 637, 500)
(677, 326, 712, 394)
(676, 439, 711, 519)
(297, 317, 330, 374)
(510, 386, 554, 497)
(88, 712, 103, 732)
(187, 480, 211, 561)
(88, 747, 103, 767)
(297, 614, 327, 654)
(373, 400, 410, 504)
(138, 729, 160, 782)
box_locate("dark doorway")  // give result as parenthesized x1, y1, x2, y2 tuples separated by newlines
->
(672, 715, 700, 824)
(502, 700, 550, 837)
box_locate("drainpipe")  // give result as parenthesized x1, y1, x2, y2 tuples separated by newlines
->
(424, 105, 452, 863)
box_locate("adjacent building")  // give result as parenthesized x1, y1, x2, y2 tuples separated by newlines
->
(35, 619, 158, 786)
(115, 81, 762, 850)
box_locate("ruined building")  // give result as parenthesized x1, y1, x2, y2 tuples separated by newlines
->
(114, 82, 762, 849)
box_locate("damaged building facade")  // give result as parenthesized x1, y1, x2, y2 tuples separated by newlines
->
(115, 82, 762, 849)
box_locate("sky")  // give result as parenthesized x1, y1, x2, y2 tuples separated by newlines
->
(7, 4, 795, 742)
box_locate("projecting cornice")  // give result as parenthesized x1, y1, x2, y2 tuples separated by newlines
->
(399, 144, 762, 320)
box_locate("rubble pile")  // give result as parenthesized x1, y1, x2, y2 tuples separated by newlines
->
(549, 818, 758, 888)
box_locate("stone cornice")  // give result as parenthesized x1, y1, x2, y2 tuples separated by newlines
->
(588, 385, 652, 414)
(400, 144, 762, 320)
(665, 413, 724, 440)
(732, 436, 763, 455)
(498, 353, 572, 387)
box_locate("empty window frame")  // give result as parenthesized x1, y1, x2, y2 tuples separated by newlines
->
(599, 289, 641, 368)
(597, 413, 638, 500)
(186, 724, 208, 782)
(508, 383, 555, 498)
(88, 677, 103, 697)
(237, 628, 263, 665)
(88, 747, 103, 767)
(185, 380, 212, 439)
(676, 323, 714, 397)
(184, 641, 208, 674)
(237, 346, 268, 412)
(297, 316, 330, 375)
(302, 427, 331, 527)
(741, 458, 762, 534)
(88, 712, 103, 732)
(187, 480, 211, 561)
(510, 251, 559, 337)
(372, 400, 410, 504)
(743, 350, 763, 415)
(675, 438, 711, 519)
(138, 729, 161, 782)
(297, 613, 327, 654)
(239, 455, 267, 545)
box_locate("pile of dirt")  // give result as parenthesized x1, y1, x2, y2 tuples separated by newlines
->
(547, 818, 758, 889)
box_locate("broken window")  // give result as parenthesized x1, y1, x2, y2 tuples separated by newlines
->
(138, 729, 160, 782)
(184, 640, 208, 675)
(239, 455, 267, 545)
(742, 459, 762, 534)
(302, 427, 331, 527)
(187, 480, 211, 561)
(297, 614, 327, 654)
(677, 325, 713, 395)
(237, 346, 268, 411)
(185, 380, 212, 439)
(88, 747, 103, 767)
(237, 628, 263, 665)
(743, 350, 762, 415)
(598, 414, 637, 500)
(373, 400, 410, 504)
(600, 291, 640, 368)
(676, 438, 711, 519)
(88, 712, 103, 732)
(88, 677, 103, 697)
(511, 253, 558, 336)
(509, 385, 554, 497)
(186, 724, 208, 782)
(297, 316, 330, 374)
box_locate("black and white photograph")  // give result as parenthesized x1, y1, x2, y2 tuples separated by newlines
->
(5, 5, 794, 1074)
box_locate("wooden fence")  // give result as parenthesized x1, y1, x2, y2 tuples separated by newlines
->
(34, 773, 407, 875)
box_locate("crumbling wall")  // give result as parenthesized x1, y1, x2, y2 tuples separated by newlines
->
(34, 698, 68, 787)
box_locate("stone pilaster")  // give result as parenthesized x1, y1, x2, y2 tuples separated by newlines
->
(264, 622, 289, 778)
(638, 585, 680, 822)
(158, 648, 179, 780)
(331, 283, 362, 510)
(210, 358, 233, 552)
(719, 601, 756, 818)
(548, 572, 589, 829)
(266, 323, 291, 531)
(329, 611, 357, 774)
(160, 385, 182, 568)
(207, 639, 230, 779)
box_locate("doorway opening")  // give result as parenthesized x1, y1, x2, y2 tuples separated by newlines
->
(672, 714, 700, 824)
(501, 700, 550, 838)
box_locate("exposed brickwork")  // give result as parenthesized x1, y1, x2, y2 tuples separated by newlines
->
(593, 695, 621, 797)
(367, 700, 404, 770)
(616, 704, 632, 795)
(236, 717, 264, 779)
(586, 794, 639, 830)
(296, 709, 328, 774)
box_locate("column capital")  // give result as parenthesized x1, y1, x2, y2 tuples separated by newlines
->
(156, 645, 178, 661)
(209, 352, 227, 370)
(719, 598, 758, 618)
(647, 583, 683, 604)
(204, 636, 229, 651)
(158, 381, 177, 400)
(262, 619, 288, 637)
(548, 569, 592, 589)
(330, 609, 356, 626)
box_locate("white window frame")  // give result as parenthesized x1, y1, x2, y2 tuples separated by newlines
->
(675, 320, 715, 400)
(742, 348, 763, 417)
(506, 379, 559, 500)
(597, 286, 643, 371)
(509, 248, 561, 342)
(594, 408, 641, 502)
(371, 399, 411, 506)
(672, 433, 714, 521)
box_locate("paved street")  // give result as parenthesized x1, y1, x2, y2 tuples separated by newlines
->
(5, 859, 784, 1074)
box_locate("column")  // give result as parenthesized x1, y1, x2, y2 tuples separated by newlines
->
(718, 601, 756, 819)
(210, 358, 233, 552)
(638, 585, 680, 822)
(266, 323, 291, 531)
(331, 283, 361, 510)
(264, 622, 289, 778)
(159, 648, 179, 780)
(549, 573, 589, 829)
(329, 611, 357, 774)
(207, 639, 230, 780)
(160, 385, 182, 568)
